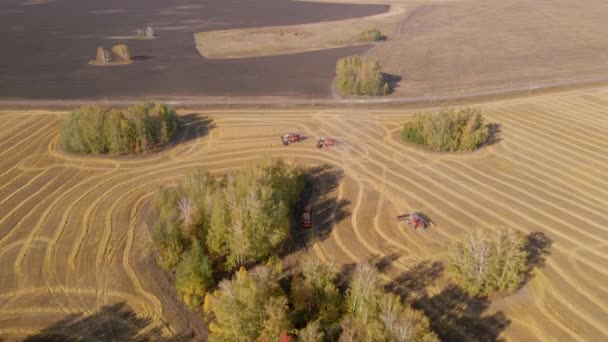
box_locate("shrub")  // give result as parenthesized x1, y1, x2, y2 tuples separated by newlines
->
(61, 103, 179, 155)
(336, 55, 387, 96)
(448, 229, 529, 296)
(359, 28, 382, 42)
(176, 239, 214, 308)
(401, 107, 490, 152)
(111, 44, 131, 61)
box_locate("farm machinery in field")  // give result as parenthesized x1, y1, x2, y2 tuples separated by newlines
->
(301, 202, 313, 229)
(397, 212, 429, 230)
(281, 133, 302, 145)
(280, 133, 338, 149)
(316, 137, 337, 148)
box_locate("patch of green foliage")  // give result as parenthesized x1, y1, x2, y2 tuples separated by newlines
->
(152, 159, 305, 308)
(206, 259, 438, 342)
(359, 28, 383, 42)
(61, 103, 179, 155)
(448, 229, 529, 296)
(336, 55, 388, 96)
(401, 107, 490, 152)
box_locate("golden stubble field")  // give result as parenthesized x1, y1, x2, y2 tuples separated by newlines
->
(0, 88, 607, 340)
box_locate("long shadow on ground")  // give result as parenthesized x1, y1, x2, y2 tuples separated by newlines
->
(170, 113, 215, 147)
(290, 164, 350, 253)
(414, 285, 510, 342)
(23, 302, 191, 342)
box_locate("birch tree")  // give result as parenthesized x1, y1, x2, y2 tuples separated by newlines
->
(178, 197, 196, 233)
(449, 229, 529, 296)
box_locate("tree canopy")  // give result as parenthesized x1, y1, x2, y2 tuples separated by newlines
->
(448, 229, 529, 296)
(61, 103, 179, 154)
(340, 263, 439, 342)
(336, 55, 387, 96)
(401, 108, 490, 152)
(152, 159, 305, 308)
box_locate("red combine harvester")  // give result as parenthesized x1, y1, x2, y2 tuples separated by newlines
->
(397, 212, 428, 230)
(302, 202, 313, 229)
(317, 137, 337, 148)
(281, 133, 302, 145)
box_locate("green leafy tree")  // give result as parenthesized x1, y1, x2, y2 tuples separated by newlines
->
(336, 55, 386, 96)
(489, 229, 528, 293)
(61, 112, 88, 153)
(207, 262, 286, 342)
(340, 262, 439, 342)
(448, 230, 492, 295)
(341, 262, 384, 341)
(297, 320, 324, 342)
(176, 239, 214, 308)
(401, 108, 490, 152)
(207, 159, 305, 269)
(60, 103, 179, 155)
(291, 258, 342, 330)
(359, 28, 382, 42)
(449, 229, 529, 296)
(261, 296, 293, 341)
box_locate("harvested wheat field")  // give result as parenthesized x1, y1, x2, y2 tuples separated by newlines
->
(1, 88, 608, 341)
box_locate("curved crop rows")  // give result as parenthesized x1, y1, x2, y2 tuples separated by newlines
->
(1, 89, 608, 340)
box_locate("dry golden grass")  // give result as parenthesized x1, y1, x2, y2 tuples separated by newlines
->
(1, 88, 608, 340)
(194, 4, 405, 59)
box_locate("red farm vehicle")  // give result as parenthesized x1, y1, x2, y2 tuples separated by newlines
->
(397, 212, 429, 230)
(281, 133, 302, 145)
(316, 137, 337, 148)
(301, 202, 313, 229)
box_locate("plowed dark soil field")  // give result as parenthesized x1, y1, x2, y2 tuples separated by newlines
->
(0, 0, 386, 100)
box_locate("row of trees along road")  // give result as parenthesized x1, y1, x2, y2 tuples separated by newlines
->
(61, 103, 179, 154)
(152, 159, 306, 308)
(401, 107, 490, 152)
(205, 259, 439, 342)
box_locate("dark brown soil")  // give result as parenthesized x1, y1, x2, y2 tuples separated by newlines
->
(0, 0, 387, 100)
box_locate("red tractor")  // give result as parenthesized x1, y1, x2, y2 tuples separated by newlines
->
(317, 137, 337, 148)
(397, 212, 428, 230)
(302, 202, 313, 229)
(281, 133, 302, 146)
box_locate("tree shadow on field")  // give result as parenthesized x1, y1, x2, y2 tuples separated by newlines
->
(23, 302, 192, 342)
(413, 286, 510, 342)
(291, 164, 350, 251)
(523, 231, 552, 283)
(484, 123, 502, 147)
(382, 72, 402, 94)
(131, 55, 155, 61)
(385, 260, 444, 301)
(170, 113, 215, 148)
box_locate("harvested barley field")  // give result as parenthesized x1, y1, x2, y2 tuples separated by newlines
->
(1, 88, 608, 340)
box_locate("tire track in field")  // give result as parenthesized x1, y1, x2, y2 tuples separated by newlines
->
(498, 106, 608, 150)
(496, 109, 608, 165)
(324, 114, 608, 336)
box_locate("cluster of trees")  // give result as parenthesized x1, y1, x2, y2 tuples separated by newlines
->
(152, 159, 306, 308)
(359, 28, 383, 42)
(336, 56, 388, 96)
(448, 229, 529, 296)
(61, 103, 179, 154)
(205, 259, 438, 342)
(401, 107, 490, 152)
(93, 44, 132, 65)
(136, 26, 155, 39)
